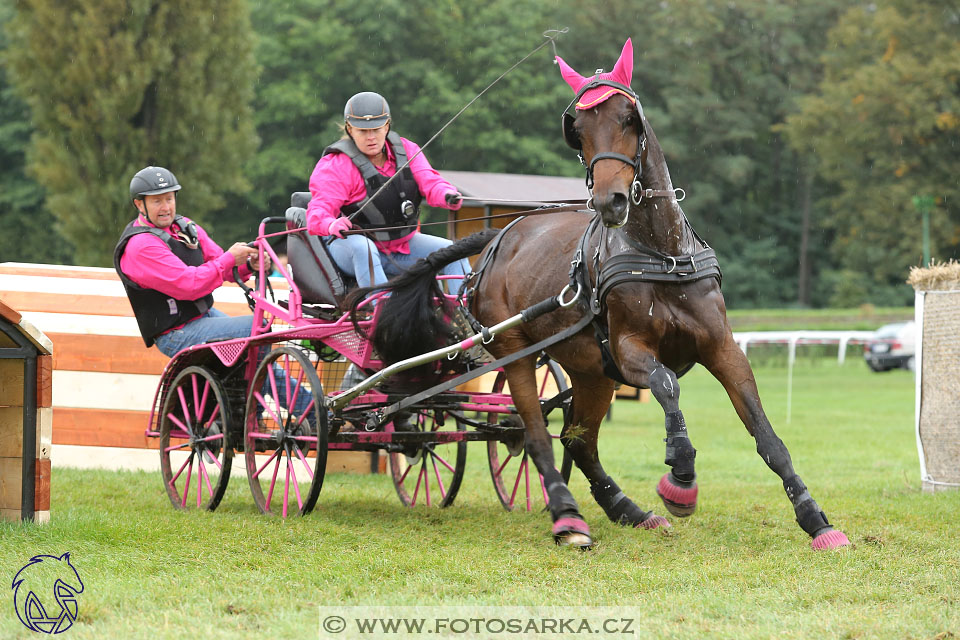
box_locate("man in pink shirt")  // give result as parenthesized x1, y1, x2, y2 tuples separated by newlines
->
(114, 166, 267, 357)
(302, 91, 470, 290)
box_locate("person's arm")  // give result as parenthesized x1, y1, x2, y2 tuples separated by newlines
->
(401, 138, 462, 210)
(120, 230, 253, 300)
(196, 223, 264, 278)
(306, 154, 366, 235)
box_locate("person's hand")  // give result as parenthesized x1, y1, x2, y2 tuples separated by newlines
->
(327, 216, 353, 239)
(445, 191, 463, 207)
(227, 242, 257, 267)
(249, 253, 272, 273)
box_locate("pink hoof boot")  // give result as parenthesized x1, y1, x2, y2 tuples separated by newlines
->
(635, 513, 671, 530)
(811, 529, 851, 550)
(553, 517, 593, 550)
(656, 473, 698, 517)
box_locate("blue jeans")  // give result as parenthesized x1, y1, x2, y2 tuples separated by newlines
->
(155, 308, 312, 417)
(155, 308, 253, 357)
(326, 232, 471, 292)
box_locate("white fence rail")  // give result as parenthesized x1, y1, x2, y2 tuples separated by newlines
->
(733, 331, 875, 366)
(732, 331, 876, 424)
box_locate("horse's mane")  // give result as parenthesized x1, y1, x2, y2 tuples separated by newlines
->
(345, 229, 499, 366)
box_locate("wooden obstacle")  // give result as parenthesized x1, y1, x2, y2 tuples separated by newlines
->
(0, 297, 52, 523)
(0, 262, 375, 474)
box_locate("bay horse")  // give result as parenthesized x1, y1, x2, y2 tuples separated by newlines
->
(354, 39, 850, 550)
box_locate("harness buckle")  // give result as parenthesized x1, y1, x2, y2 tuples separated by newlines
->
(674, 187, 686, 202)
(665, 256, 677, 274)
(570, 249, 583, 270)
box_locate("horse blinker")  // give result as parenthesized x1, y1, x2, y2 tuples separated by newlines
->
(562, 112, 581, 150)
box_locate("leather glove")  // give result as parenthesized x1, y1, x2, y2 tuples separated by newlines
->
(327, 216, 353, 239)
(445, 191, 463, 207)
(288, 208, 306, 230)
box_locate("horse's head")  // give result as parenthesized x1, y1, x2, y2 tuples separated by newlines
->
(557, 39, 649, 228)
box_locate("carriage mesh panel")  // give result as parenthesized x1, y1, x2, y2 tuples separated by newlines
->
(918, 292, 960, 490)
(210, 341, 246, 366)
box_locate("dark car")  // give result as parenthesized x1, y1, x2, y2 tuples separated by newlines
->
(863, 321, 916, 372)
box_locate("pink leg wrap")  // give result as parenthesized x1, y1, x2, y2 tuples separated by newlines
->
(656, 473, 698, 517)
(552, 517, 590, 537)
(635, 513, 671, 530)
(811, 529, 850, 550)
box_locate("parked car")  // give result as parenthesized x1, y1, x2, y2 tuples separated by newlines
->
(863, 321, 916, 372)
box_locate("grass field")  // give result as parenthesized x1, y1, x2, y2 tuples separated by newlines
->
(2, 360, 958, 639)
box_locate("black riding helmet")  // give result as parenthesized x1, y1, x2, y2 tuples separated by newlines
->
(129, 166, 181, 201)
(344, 92, 390, 129)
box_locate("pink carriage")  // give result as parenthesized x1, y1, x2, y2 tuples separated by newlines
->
(144, 193, 573, 517)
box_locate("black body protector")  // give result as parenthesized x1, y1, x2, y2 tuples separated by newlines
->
(113, 217, 213, 347)
(322, 131, 421, 243)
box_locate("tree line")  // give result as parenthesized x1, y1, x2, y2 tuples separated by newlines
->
(1, 0, 957, 309)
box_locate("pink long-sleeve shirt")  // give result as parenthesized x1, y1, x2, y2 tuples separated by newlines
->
(305, 136, 461, 254)
(119, 214, 251, 305)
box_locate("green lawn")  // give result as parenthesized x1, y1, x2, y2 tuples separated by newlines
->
(2, 360, 958, 639)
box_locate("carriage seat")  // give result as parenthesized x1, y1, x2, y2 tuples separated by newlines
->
(284, 192, 356, 308)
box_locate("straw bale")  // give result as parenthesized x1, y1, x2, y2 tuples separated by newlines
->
(918, 290, 960, 490)
(908, 260, 960, 291)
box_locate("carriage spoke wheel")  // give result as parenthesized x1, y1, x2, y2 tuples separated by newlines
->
(159, 366, 232, 511)
(488, 358, 572, 512)
(388, 411, 467, 508)
(244, 346, 328, 517)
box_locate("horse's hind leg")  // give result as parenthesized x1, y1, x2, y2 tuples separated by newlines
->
(503, 357, 593, 548)
(703, 333, 850, 550)
(564, 373, 671, 530)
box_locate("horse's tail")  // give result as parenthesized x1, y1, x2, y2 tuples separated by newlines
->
(346, 229, 500, 366)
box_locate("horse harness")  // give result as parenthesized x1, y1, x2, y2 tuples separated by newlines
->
(569, 213, 723, 385)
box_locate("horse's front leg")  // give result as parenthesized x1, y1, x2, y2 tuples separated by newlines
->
(563, 371, 671, 530)
(503, 356, 593, 549)
(614, 341, 701, 518)
(702, 331, 850, 550)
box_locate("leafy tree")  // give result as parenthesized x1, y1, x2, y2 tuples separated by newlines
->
(783, 0, 960, 306)
(556, 0, 843, 308)
(215, 0, 576, 242)
(4, 0, 258, 265)
(0, 0, 70, 264)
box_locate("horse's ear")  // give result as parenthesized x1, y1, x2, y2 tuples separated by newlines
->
(562, 112, 581, 150)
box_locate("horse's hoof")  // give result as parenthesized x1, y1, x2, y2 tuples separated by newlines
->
(656, 473, 698, 517)
(811, 529, 851, 550)
(557, 532, 594, 549)
(635, 513, 671, 530)
(553, 517, 593, 550)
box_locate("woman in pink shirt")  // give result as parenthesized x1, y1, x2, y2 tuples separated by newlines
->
(304, 91, 470, 290)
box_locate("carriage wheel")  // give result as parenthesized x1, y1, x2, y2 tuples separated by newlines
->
(388, 411, 467, 508)
(159, 366, 232, 511)
(487, 358, 572, 512)
(244, 346, 328, 517)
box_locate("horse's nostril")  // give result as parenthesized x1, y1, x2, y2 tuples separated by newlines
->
(611, 192, 628, 213)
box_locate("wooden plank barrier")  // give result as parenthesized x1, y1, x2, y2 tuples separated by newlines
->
(0, 262, 374, 474)
(0, 297, 52, 523)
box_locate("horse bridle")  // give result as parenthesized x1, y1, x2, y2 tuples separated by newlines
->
(561, 78, 648, 199)
(562, 77, 684, 207)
